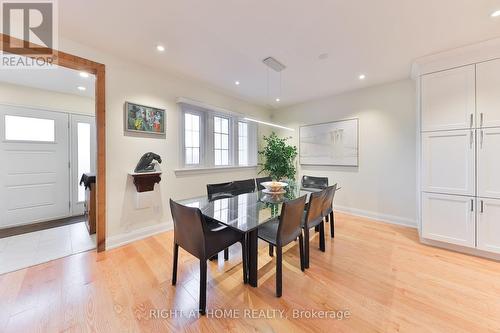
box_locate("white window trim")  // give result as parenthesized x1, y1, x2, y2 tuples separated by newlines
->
(178, 102, 258, 171)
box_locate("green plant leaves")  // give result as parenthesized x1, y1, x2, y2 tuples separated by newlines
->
(258, 132, 298, 181)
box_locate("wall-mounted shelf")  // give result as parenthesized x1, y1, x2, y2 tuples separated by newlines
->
(128, 171, 162, 193)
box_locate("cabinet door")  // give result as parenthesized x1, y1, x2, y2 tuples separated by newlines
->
(422, 130, 475, 196)
(421, 65, 475, 131)
(477, 127, 500, 199)
(476, 59, 500, 128)
(477, 198, 500, 253)
(421, 192, 475, 248)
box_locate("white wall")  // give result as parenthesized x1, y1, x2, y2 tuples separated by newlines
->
(57, 38, 272, 245)
(0, 81, 95, 115)
(272, 79, 417, 227)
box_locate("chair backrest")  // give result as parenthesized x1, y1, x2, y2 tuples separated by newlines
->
(169, 199, 206, 258)
(255, 176, 272, 191)
(277, 195, 307, 246)
(232, 179, 256, 194)
(207, 179, 255, 200)
(322, 184, 338, 215)
(301, 175, 328, 190)
(305, 189, 327, 228)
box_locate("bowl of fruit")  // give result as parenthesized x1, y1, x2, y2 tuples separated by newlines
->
(260, 181, 288, 194)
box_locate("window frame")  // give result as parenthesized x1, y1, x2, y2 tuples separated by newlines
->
(179, 103, 257, 170)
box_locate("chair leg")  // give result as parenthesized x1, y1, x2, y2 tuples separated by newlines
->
(224, 248, 229, 261)
(330, 212, 335, 238)
(319, 222, 325, 252)
(298, 234, 305, 272)
(199, 260, 207, 315)
(276, 246, 282, 297)
(241, 240, 248, 284)
(269, 244, 274, 257)
(172, 243, 179, 285)
(314, 225, 319, 232)
(325, 214, 329, 223)
(304, 227, 310, 269)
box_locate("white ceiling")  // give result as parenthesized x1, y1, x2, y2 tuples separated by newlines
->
(0, 60, 95, 98)
(58, 0, 500, 108)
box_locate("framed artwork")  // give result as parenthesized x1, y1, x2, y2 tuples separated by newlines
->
(299, 118, 359, 166)
(124, 102, 165, 135)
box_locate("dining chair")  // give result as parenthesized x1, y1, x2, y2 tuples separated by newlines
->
(302, 189, 328, 269)
(169, 199, 247, 315)
(323, 184, 338, 238)
(205, 179, 254, 260)
(257, 195, 307, 297)
(301, 175, 329, 192)
(255, 176, 272, 191)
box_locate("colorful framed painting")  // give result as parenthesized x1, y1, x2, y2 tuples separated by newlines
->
(124, 102, 166, 135)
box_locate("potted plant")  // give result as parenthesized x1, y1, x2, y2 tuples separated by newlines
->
(258, 132, 298, 183)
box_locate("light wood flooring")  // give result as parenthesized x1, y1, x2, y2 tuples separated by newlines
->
(1, 213, 500, 332)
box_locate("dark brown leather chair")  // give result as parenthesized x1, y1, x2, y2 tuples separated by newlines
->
(323, 184, 338, 238)
(257, 195, 307, 297)
(255, 176, 272, 191)
(205, 179, 255, 260)
(302, 189, 328, 268)
(170, 199, 247, 315)
(301, 175, 329, 192)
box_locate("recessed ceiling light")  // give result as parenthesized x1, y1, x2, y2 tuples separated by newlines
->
(275, 98, 280, 102)
(359, 74, 366, 80)
(491, 10, 500, 17)
(79, 71, 89, 78)
(235, 81, 240, 85)
(156, 44, 166, 52)
(77, 86, 86, 91)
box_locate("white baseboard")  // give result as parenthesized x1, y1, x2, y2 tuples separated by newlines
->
(335, 205, 417, 228)
(106, 221, 173, 250)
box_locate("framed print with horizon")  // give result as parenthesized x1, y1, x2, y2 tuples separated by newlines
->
(124, 102, 165, 135)
(299, 118, 359, 166)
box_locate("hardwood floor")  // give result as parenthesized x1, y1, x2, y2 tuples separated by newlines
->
(1, 213, 500, 332)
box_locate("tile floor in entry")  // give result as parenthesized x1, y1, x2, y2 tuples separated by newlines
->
(0, 222, 96, 275)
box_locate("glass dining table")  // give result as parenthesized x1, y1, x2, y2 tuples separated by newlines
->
(176, 183, 311, 287)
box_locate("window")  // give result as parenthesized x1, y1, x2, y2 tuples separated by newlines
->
(238, 122, 248, 166)
(214, 116, 229, 166)
(179, 102, 257, 169)
(184, 113, 200, 165)
(77, 123, 91, 202)
(5, 115, 55, 142)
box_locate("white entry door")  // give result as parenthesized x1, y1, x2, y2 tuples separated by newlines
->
(0, 105, 70, 228)
(70, 115, 96, 215)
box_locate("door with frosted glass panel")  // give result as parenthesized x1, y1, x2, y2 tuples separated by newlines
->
(0, 105, 69, 227)
(70, 115, 96, 215)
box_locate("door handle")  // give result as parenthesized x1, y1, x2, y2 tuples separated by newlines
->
(471, 199, 474, 212)
(481, 200, 484, 213)
(470, 113, 474, 128)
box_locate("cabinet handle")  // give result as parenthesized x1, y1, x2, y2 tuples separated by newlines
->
(480, 113, 484, 128)
(480, 130, 484, 148)
(470, 113, 474, 128)
(471, 199, 474, 212)
(470, 130, 474, 149)
(481, 200, 484, 213)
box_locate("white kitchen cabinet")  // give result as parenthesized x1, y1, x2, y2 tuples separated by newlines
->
(421, 192, 475, 248)
(476, 59, 500, 128)
(477, 127, 500, 199)
(421, 130, 475, 196)
(477, 198, 500, 254)
(421, 65, 476, 132)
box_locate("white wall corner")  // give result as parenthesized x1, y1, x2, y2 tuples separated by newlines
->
(106, 220, 173, 250)
(335, 205, 417, 228)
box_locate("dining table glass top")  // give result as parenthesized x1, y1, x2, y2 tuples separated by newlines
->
(176, 182, 311, 232)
